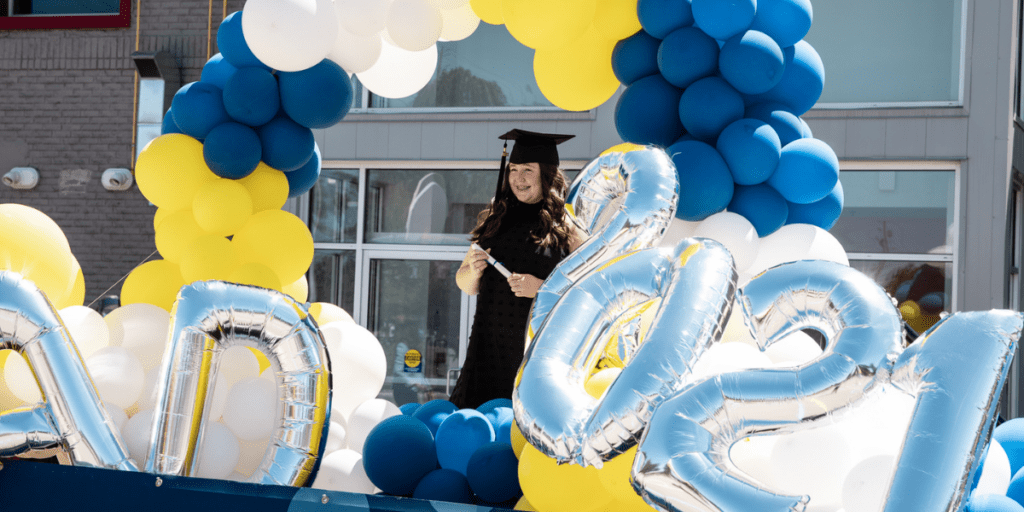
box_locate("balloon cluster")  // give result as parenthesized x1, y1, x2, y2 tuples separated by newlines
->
(972, 419, 1024, 511)
(346, 398, 523, 506)
(468, 0, 643, 111)
(613, 0, 842, 236)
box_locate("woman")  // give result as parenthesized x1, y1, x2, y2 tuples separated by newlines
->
(450, 129, 583, 409)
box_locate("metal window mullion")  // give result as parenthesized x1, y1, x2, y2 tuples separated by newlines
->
(354, 167, 367, 326)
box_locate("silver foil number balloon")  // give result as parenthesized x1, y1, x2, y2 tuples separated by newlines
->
(527, 146, 678, 346)
(0, 270, 136, 470)
(146, 281, 331, 486)
(514, 238, 735, 464)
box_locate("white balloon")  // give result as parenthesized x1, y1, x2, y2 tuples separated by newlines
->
(356, 41, 438, 99)
(312, 449, 376, 494)
(220, 346, 261, 387)
(747, 223, 849, 276)
(658, 218, 702, 248)
(975, 440, 1011, 496)
(222, 377, 278, 441)
(335, 0, 392, 37)
(346, 399, 401, 453)
(59, 305, 110, 360)
(236, 436, 271, 477)
(438, 3, 480, 42)
(320, 322, 387, 420)
(325, 420, 348, 454)
(3, 351, 41, 404)
(242, 0, 339, 72)
(86, 346, 145, 409)
(770, 423, 852, 508)
(104, 303, 170, 371)
(720, 301, 755, 346)
(385, 0, 443, 51)
(122, 408, 155, 466)
(329, 26, 383, 74)
(763, 330, 822, 365)
(842, 455, 896, 512)
(208, 372, 231, 422)
(693, 211, 760, 273)
(729, 435, 777, 488)
(690, 341, 773, 381)
(102, 401, 128, 433)
(429, 0, 469, 9)
(196, 421, 241, 480)
(136, 368, 161, 412)
(837, 389, 914, 461)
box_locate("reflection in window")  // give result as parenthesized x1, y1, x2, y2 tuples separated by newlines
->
(309, 250, 355, 315)
(851, 261, 951, 334)
(831, 170, 955, 255)
(7, 0, 119, 14)
(369, 23, 553, 108)
(310, 169, 359, 244)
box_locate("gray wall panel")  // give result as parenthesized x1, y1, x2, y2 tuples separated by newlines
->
(845, 118, 887, 158)
(884, 118, 928, 158)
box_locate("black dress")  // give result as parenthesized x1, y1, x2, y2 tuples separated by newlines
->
(449, 200, 564, 410)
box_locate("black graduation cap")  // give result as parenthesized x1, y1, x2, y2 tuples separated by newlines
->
(494, 129, 575, 199)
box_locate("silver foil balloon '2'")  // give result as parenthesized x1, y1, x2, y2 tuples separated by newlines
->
(145, 280, 331, 487)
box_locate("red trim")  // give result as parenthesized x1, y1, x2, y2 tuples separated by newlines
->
(0, 0, 131, 30)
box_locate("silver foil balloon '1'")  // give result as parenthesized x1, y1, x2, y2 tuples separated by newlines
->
(514, 238, 735, 464)
(145, 280, 331, 487)
(526, 146, 678, 347)
(0, 270, 136, 470)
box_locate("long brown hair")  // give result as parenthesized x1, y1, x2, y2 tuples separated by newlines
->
(471, 163, 575, 253)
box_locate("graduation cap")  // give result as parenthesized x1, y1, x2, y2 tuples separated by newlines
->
(494, 129, 575, 199)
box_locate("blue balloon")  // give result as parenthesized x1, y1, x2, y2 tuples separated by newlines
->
(637, 0, 694, 39)
(747, 41, 824, 116)
(895, 281, 912, 303)
(278, 59, 353, 129)
(667, 140, 733, 221)
(362, 416, 438, 496)
(413, 469, 475, 504)
(799, 117, 813, 138)
(612, 30, 662, 86)
(716, 118, 781, 185)
(919, 292, 946, 315)
(435, 409, 495, 476)
(203, 122, 262, 179)
(286, 143, 321, 198)
(658, 26, 719, 89)
(217, 11, 270, 70)
(466, 442, 521, 504)
(998, 419, 1024, 479)
(746, 102, 806, 146)
(728, 183, 789, 237)
(482, 406, 514, 445)
(785, 179, 843, 230)
(1007, 467, 1024, 509)
(412, 399, 458, 436)
(968, 494, 1024, 512)
(719, 30, 786, 95)
(200, 53, 238, 89)
(477, 398, 513, 415)
(691, 0, 755, 40)
(678, 76, 744, 142)
(749, 0, 813, 48)
(171, 81, 231, 140)
(400, 402, 421, 416)
(615, 74, 685, 147)
(767, 137, 839, 204)
(257, 114, 315, 172)
(223, 67, 280, 127)
(161, 108, 182, 135)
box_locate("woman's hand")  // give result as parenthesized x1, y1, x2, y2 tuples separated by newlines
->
(456, 246, 490, 295)
(508, 273, 543, 298)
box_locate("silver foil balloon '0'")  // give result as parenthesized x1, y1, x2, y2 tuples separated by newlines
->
(145, 281, 331, 486)
(526, 146, 678, 347)
(514, 238, 735, 464)
(0, 270, 136, 470)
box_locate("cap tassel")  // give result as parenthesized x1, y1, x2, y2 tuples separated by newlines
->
(494, 140, 508, 201)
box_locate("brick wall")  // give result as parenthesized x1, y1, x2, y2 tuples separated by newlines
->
(0, 0, 246, 307)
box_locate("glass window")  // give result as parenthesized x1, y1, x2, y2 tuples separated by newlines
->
(367, 24, 554, 109)
(851, 260, 952, 333)
(309, 250, 356, 315)
(807, 0, 963, 105)
(310, 169, 360, 244)
(0, 0, 130, 28)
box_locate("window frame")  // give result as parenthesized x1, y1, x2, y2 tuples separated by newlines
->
(0, 0, 131, 30)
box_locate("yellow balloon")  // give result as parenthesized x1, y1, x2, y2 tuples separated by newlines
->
(239, 162, 289, 213)
(135, 133, 217, 210)
(309, 302, 355, 325)
(593, 0, 642, 41)
(154, 209, 205, 263)
(502, 0, 596, 50)
(898, 300, 921, 321)
(56, 262, 86, 309)
(0, 203, 76, 305)
(596, 447, 652, 510)
(600, 143, 646, 156)
(120, 259, 187, 312)
(519, 443, 612, 512)
(192, 179, 254, 236)
(228, 262, 283, 292)
(232, 210, 314, 285)
(283, 275, 309, 303)
(534, 26, 620, 111)
(0, 350, 26, 412)
(179, 235, 239, 284)
(514, 495, 536, 511)
(510, 420, 527, 458)
(249, 347, 272, 373)
(470, 0, 504, 24)
(585, 367, 622, 399)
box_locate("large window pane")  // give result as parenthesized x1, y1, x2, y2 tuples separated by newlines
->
(807, 0, 963, 104)
(310, 169, 359, 244)
(368, 259, 462, 405)
(369, 24, 553, 108)
(12, 0, 119, 14)
(831, 170, 955, 254)
(309, 250, 356, 315)
(850, 260, 951, 334)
